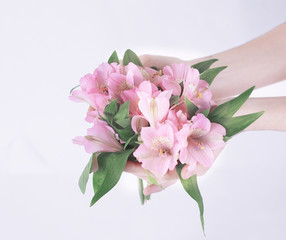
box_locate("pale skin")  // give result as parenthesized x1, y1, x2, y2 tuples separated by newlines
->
(124, 23, 286, 195)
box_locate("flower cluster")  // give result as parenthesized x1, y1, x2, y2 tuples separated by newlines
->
(71, 59, 226, 179)
(71, 50, 263, 232)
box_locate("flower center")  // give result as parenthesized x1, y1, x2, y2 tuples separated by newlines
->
(196, 90, 202, 99)
(158, 148, 169, 157)
(196, 141, 205, 150)
(119, 81, 133, 92)
(151, 136, 172, 156)
(100, 85, 109, 94)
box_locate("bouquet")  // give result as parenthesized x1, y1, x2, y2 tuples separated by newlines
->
(70, 49, 263, 233)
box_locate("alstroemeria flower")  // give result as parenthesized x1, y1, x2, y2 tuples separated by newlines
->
(73, 119, 122, 154)
(138, 88, 172, 128)
(165, 109, 188, 133)
(141, 67, 163, 86)
(79, 62, 120, 96)
(161, 63, 192, 95)
(133, 124, 179, 176)
(182, 68, 212, 111)
(69, 90, 109, 114)
(121, 88, 140, 116)
(70, 63, 122, 120)
(176, 113, 226, 179)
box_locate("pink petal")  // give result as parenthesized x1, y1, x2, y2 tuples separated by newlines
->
(80, 73, 96, 93)
(125, 62, 143, 87)
(140, 154, 174, 176)
(187, 140, 214, 167)
(133, 144, 158, 165)
(138, 91, 170, 128)
(121, 88, 139, 116)
(186, 68, 200, 90)
(157, 124, 174, 147)
(131, 115, 149, 133)
(137, 81, 153, 99)
(202, 123, 226, 150)
(161, 78, 181, 95)
(190, 113, 211, 137)
(162, 65, 173, 77)
(72, 136, 85, 145)
(85, 122, 123, 153)
(69, 90, 98, 109)
(140, 127, 158, 149)
(85, 110, 98, 123)
(181, 162, 197, 179)
(198, 79, 209, 90)
(175, 124, 190, 149)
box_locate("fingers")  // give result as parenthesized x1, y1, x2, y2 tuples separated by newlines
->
(124, 161, 149, 181)
(143, 180, 177, 196)
(139, 54, 186, 69)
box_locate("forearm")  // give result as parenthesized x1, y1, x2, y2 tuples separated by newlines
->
(234, 97, 286, 131)
(190, 23, 286, 99)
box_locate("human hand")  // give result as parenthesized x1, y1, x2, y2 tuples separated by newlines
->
(124, 148, 224, 196)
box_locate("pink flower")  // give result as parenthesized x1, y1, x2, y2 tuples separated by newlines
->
(108, 72, 135, 101)
(141, 67, 163, 86)
(70, 63, 121, 119)
(124, 62, 144, 87)
(138, 89, 172, 128)
(165, 109, 188, 133)
(176, 113, 226, 179)
(121, 88, 140, 116)
(161, 63, 192, 95)
(73, 119, 122, 154)
(182, 68, 212, 111)
(80, 63, 120, 96)
(133, 124, 179, 176)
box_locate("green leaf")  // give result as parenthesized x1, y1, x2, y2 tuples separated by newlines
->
(176, 164, 205, 234)
(115, 125, 135, 142)
(200, 66, 227, 85)
(123, 49, 143, 67)
(90, 148, 134, 206)
(185, 97, 199, 119)
(150, 66, 159, 71)
(112, 101, 131, 128)
(191, 59, 218, 73)
(201, 108, 210, 117)
(103, 99, 119, 123)
(170, 95, 180, 107)
(114, 118, 131, 128)
(208, 86, 255, 122)
(124, 134, 138, 150)
(108, 50, 120, 64)
(78, 154, 94, 194)
(223, 136, 232, 142)
(114, 101, 130, 122)
(222, 111, 264, 137)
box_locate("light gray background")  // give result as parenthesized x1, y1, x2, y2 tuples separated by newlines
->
(0, 0, 285, 239)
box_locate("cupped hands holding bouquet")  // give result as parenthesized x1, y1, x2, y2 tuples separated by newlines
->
(70, 23, 286, 233)
(70, 49, 263, 232)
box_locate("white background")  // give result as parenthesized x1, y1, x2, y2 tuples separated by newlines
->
(0, 0, 286, 239)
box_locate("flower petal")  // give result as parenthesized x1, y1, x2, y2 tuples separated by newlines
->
(190, 113, 211, 138)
